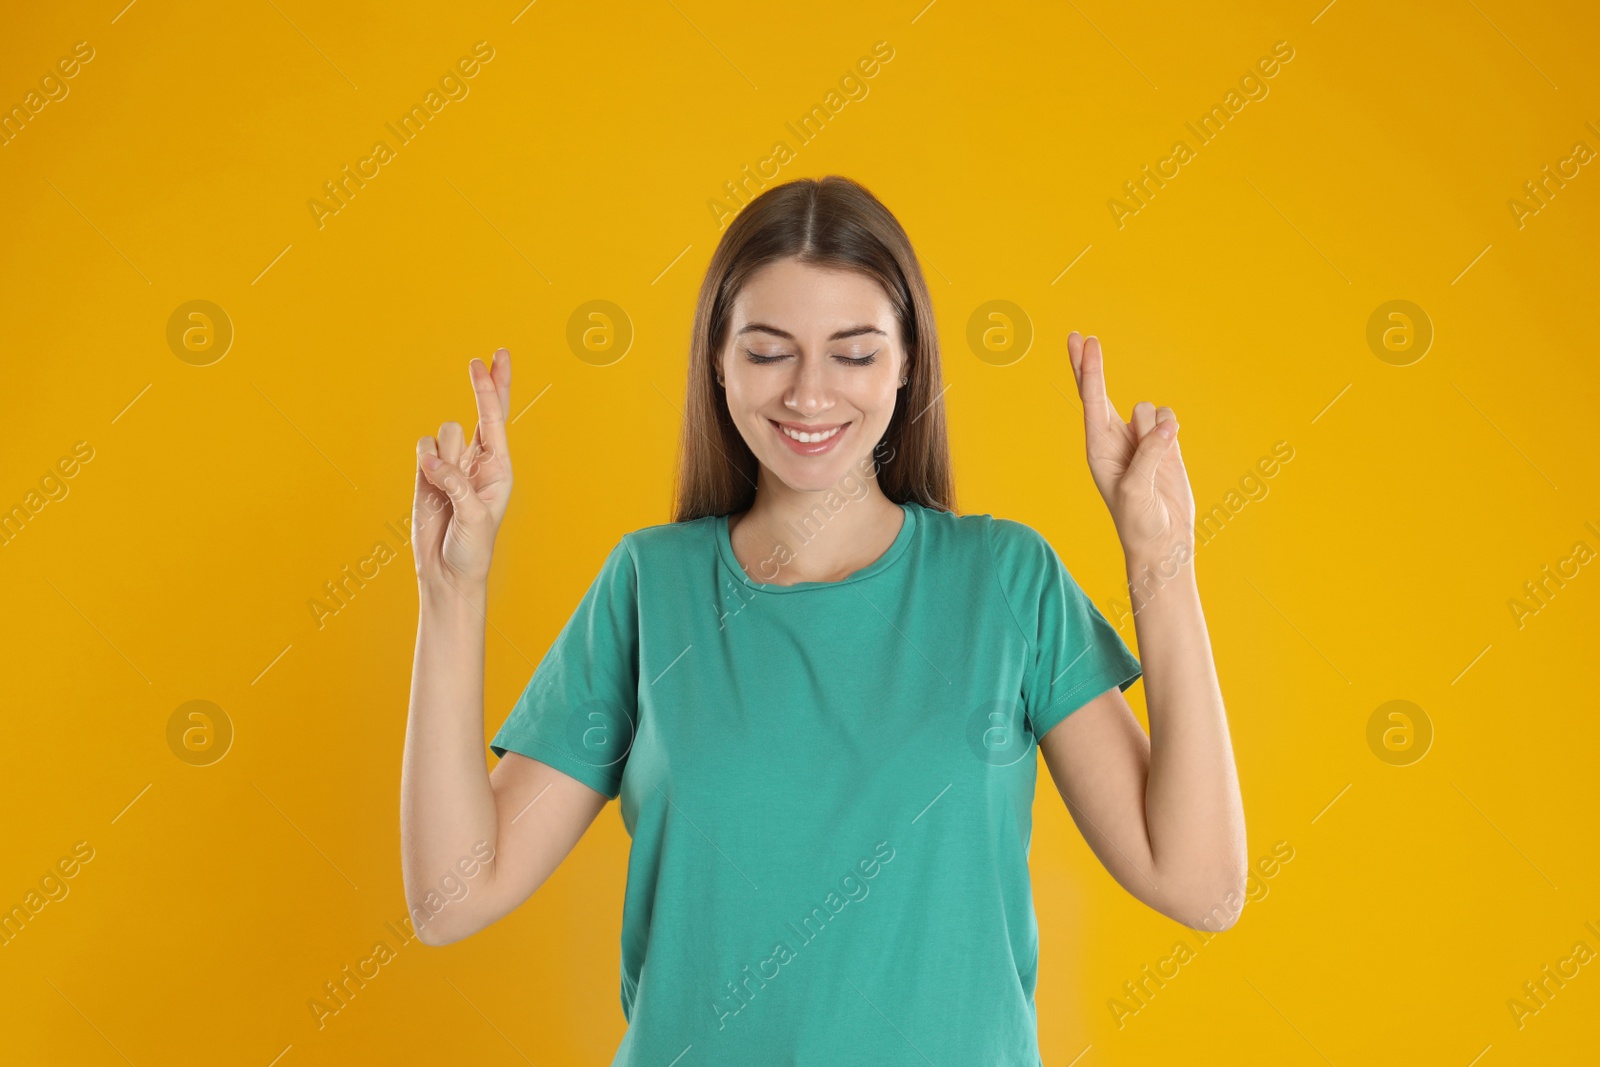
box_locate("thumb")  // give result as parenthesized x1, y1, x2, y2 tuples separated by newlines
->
(412, 438, 447, 541)
(420, 451, 487, 524)
(1125, 419, 1177, 489)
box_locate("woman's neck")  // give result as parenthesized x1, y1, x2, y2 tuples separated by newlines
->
(728, 477, 905, 586)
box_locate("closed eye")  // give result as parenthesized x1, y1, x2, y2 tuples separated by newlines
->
(743, 349, 878, 366)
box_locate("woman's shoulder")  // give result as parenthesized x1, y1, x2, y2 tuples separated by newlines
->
(910, 501, 1048, 559)
(616, 513, 720, 558)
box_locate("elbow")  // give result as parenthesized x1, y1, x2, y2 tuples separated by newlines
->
(406, 870, 509, 946)
(1180, 902, 1242, 933)
(1161, 866, 1251, 933)
(414, 922, 454, 947)
(411, 910, 474, 947)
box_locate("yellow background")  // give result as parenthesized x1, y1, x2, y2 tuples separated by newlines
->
(3, 0, 1597, 1063)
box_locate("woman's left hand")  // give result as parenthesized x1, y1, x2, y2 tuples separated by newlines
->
(1067, 331, 1196, 563)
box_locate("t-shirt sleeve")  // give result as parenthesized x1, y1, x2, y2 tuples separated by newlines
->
(987, 517, 1143, 740)
(488, 537, 640, 800)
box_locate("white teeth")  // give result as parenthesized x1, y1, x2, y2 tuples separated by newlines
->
(779, 423, 842, 444)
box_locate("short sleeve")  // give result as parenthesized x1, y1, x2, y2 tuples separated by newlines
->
(489, 537, 640, 800)
(987, 518, 1142, 740)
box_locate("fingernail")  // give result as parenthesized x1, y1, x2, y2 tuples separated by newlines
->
(421, 453, 440, 469)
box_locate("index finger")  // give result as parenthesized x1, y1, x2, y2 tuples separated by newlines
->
(1070, 332, 1118, 430)
(469, 347, 512, 457)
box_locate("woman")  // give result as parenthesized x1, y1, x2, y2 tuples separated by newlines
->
(401, 176, 1245, 1065)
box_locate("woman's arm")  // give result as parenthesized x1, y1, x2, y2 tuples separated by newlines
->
(1037, 550, 1246, 930)
(399, 350, 610, 946)
(1036, 332, 1247, 930)
(402, 579, 612, 947)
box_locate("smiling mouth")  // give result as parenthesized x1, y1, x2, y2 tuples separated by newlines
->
(772, 420, 846, 443)
(769, 418, 850, 454)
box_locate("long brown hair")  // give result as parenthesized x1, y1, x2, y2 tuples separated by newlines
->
(671, 175, 956, 522)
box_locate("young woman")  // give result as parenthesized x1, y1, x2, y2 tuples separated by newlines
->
(401, 176, 1245, 1065)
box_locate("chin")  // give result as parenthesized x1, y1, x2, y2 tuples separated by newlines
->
(767, 451, 873, 494)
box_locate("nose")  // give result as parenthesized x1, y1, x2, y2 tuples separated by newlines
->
(784, 356, 833, 417)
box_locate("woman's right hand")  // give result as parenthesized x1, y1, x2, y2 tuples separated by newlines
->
(412, 348, 514, 590)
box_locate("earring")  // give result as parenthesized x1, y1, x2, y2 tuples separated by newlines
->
(899, 376, 908, 387)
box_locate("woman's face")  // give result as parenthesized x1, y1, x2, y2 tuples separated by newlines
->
(718, 257, 906, 495)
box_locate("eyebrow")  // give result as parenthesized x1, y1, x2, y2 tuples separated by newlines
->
(734, 322, 887, 342)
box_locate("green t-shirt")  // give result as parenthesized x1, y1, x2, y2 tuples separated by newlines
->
(490, 499, 1143, 1065)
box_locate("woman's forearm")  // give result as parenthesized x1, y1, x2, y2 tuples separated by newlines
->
(1125, 546, 1248, 924)
(399, 579, 499, 942)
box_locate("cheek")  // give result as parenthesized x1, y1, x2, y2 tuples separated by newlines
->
(863, 380, 902, 417)
(728, 382, 774, 422)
